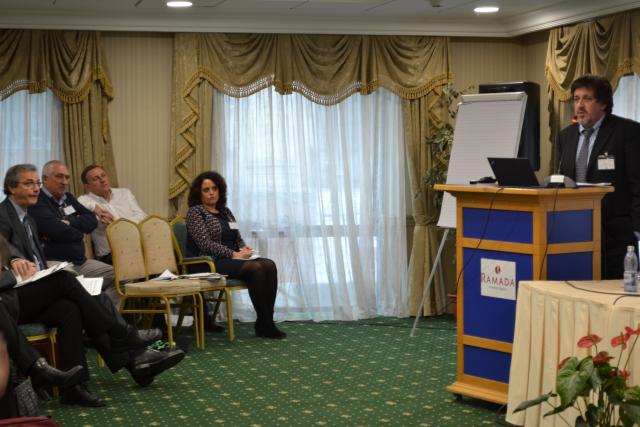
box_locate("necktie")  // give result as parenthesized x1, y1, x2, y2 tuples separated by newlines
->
(575, 128, 594, 183)
(23, 218, 44, 271)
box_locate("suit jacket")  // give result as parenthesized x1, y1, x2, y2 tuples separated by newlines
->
(29, 191, 97, 264)
(0, 198, 42, 318)
(556, 114, 640, 241)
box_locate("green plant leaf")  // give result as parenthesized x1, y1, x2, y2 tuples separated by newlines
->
(621, 403, 640, 424)
(513, 392, 555, 413)
(556, 357, 593, 408)
(624, 386, 640, 404)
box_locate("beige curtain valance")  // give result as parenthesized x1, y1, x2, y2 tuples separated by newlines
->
(0, 30, 113, 103)
(545, 10, 640, 170)
(0, 29, 116, 192)
(170, 32, 451, 202)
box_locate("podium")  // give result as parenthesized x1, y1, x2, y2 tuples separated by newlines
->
(435, 184, 612, 404)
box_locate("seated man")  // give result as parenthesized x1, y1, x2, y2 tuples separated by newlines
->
(0, 164, 185, 407)
(78, 164, 147, 265)
(28, 160, 118, 306)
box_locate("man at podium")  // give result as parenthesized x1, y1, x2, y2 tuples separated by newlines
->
(556, 74, 640, 279)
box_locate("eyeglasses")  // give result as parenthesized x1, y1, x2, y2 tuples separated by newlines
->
(19, 180, 42, 189)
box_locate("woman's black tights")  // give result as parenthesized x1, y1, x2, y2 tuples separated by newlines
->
(235, 258, 278, 323)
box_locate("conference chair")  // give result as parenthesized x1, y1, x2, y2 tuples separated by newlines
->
(21, 324, 58, 397)
(106, 218, 202, 348)
(170, 216, 248, 341)
(138, 215, 211, 349)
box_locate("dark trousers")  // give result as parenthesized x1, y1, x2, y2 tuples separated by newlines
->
(0, 304, 39, 375)
(14, 271, 116, 382)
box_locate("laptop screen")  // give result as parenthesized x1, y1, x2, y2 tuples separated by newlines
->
(487, 157, 540, 187)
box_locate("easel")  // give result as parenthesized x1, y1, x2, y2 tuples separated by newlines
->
(409, 227, 450, 337)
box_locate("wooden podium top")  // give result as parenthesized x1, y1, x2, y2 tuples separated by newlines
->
(434, 183, 613, 197)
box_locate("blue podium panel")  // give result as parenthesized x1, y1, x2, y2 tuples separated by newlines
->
(462, 249, 533, 343)
(547, 252, 593, 280)
(463, 209, 533, 244)
(547, 210, 593, 243)
(464, 346, 511, 383)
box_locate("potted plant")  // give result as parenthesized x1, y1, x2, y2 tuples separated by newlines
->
(514, 326, 640, 426)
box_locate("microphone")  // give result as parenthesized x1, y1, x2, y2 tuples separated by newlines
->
(543, 143, 576, 188)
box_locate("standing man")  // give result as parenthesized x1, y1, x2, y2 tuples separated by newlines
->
(78, 164, 147, 265)
(28, 160, 118, 304)
(556, 74, 640, 279)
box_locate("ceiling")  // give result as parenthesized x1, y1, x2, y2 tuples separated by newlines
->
(1, 0, 639, 37)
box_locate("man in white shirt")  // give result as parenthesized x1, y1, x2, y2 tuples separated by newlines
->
(78, 164, 148, 265)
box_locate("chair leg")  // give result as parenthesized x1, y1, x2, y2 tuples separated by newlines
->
(225, 288, 235, 341)
(163, 297, 174, 347)
(49, 331, 59, 398)
(195, 293, 204, 349)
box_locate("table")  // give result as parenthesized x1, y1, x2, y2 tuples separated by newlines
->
(505, 280, 640, 426)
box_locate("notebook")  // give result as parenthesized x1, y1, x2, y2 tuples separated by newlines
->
(487, 157, 540, 187)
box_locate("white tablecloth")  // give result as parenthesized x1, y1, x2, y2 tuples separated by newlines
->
(505, 280, 640, 426)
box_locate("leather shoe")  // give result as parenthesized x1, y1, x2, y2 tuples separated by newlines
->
(255, 321, 287, 339)
(112, 325, 162, 351)
(30, 357, 84, 389)
(60, 384, 106, 407)
(127, 348, 185, 380)
(205, 320, 225, 333)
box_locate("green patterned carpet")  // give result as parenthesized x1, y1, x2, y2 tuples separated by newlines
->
(42, 316, 503, 426)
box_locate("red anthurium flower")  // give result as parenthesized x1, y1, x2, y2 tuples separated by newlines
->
(558, 356, 571, 369)
(612, 333, 629, 349)
(624, 326, 640, 339)
(593, 351, 614, 365)
(618, 370, 631, 379)
(578, 334, 602, 348)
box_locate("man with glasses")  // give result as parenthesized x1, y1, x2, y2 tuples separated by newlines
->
(556, 74, 640, 279)
(28, 160, 118, 305)
(0, 164, 185, 407)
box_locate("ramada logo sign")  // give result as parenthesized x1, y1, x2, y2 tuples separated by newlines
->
(480, 258, 516, 300)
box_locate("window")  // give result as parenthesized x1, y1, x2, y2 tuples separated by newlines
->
(212, 87, 409, 321)
(613, 74, 640, 121)
(0, 90, 63, 180)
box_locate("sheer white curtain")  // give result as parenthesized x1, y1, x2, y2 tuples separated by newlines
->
(0, 90, 63, 180)
(613, 74, 640, 121)
(212, 87, 408, 321)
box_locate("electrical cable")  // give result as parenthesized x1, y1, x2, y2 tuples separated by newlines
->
(537, 187, 560, 280)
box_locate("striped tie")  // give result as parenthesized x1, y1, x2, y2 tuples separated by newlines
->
(575, 128, 594, 182)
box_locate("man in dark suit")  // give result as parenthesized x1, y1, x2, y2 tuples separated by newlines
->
(29, 160, 118, 306)
(556, 74, 640, 279)
(0, 164, 185, 407)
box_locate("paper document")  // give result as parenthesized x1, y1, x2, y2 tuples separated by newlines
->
(14, 261, 73, 288)
(76, 275, 103, 296)
(151, 270, 224, 281)
(576, 182, 612, 187)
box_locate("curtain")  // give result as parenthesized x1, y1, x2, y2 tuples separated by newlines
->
(0, 90, 63, 180)
(213, 87, 408, 321)
(171, 33, 452, 317)
(0, 30, 116, 192)
(613, 73, 640, 121)
(545, 10, 640, 169)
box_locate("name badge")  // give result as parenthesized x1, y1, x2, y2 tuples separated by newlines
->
(228, 222, 239, 230)
(63, 205, 76, 216)
(597, 154, 615, 171)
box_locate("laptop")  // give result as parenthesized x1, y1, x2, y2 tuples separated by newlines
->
(487, 157, 540, 187)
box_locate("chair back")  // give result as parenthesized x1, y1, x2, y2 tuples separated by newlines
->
(106, 219, 147, 293)
(170, 216, 188, 264)
(139, 215, 179, 276)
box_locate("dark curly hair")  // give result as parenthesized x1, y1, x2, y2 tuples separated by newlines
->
(571, 74, 613, 115)
(187, 171, 228, 209)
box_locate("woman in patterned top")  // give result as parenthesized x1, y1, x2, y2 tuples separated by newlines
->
(186, 171, 285, 339)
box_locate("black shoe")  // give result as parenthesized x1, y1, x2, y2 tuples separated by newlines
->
(204, 320, 225, 333)
(255, 321, 287, 339)
(112, 325, 162, 351)
(30, 358, 85, 390)
(127, 348, 185, 380)
(60, 384, 106, 407)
